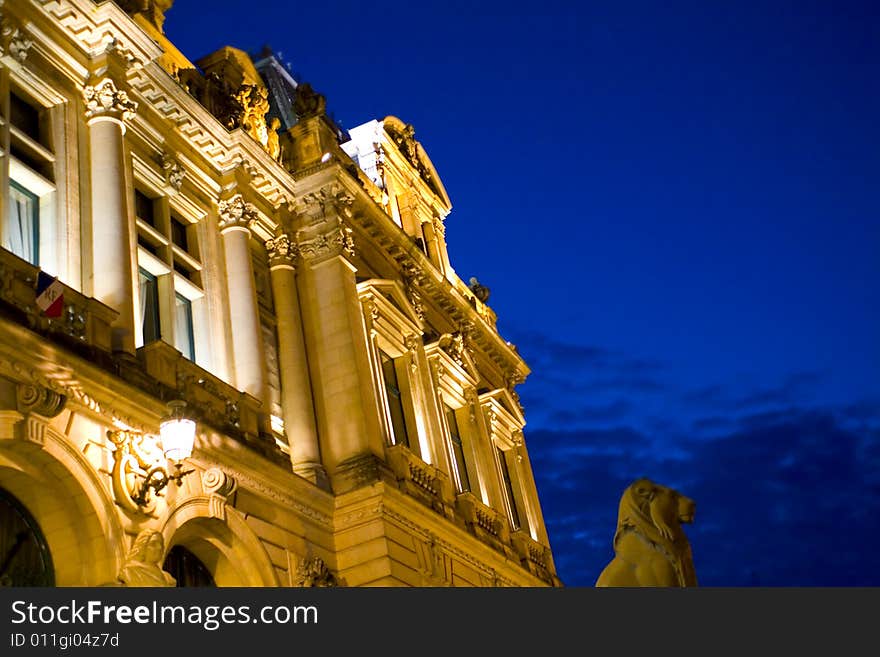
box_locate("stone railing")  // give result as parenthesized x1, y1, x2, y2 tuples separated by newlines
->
(385, 443, 455, 520)
(0, 249, 117, 354)
(137, 341, 281, 463)
(511, 531, 558, 585)
(455, 492, 516, 558)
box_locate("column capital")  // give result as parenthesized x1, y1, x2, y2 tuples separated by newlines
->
(266, 233, 297, 269)
(82, 78, 137, 123)
(218, 194, 258, 233)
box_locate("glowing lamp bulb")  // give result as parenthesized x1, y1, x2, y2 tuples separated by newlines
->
(160, 400, 195, 463)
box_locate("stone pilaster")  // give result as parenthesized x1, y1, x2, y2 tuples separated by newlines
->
(294, 194, 384, 492)
(266, 233, 327, 487)
(83, 77, 138, 353)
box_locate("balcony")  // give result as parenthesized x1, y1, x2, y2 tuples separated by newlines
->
(455, 492, 516, 559)
(0, 249, 117, 355)
(137, 341, 282, 464)
(385, 443, 455, 520)
(511, 531, 559, 585)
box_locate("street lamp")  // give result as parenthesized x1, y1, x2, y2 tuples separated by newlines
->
(109, 400, 196, 513)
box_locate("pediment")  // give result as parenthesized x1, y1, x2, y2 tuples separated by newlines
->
(382, 115, 451, 210)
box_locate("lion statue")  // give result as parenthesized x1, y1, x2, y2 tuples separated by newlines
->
(595, 478, 697, 587)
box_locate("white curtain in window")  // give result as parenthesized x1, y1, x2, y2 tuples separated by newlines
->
(174, 294, 194, 360)
(5, 184, 36, 264)
(137, 269, 150, 342)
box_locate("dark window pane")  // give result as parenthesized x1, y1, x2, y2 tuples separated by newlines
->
(0, 488, 54, 586)
(135, 189, 155, 227)
(380, 350, 408, 447)
(138, 268, 160, 344)
(497, 446, 520, 531)
(163, 545, 216, 587)
(171, 215, 188, 251)
(10, 92, 41, 144)
(444, 404, 470, 493)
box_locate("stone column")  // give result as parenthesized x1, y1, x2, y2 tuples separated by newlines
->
(218, 195, 268, 406)
(266, 233, 326, 485)
(83, 78, 138, 353)
(295, 210, 385, 491)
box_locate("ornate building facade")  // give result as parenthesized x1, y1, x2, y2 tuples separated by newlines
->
(0, 0, 560, 587)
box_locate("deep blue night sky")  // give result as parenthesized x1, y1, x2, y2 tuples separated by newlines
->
(163, 0, 879, 586)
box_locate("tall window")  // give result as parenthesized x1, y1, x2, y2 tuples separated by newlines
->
(4, 89, 55, 270)
(496, 446, 521, 531)
(138, 268, 160, 344)
(133, 179, 204, 364)
(444, 404, 470, 493)
(380, 349, 409, 447)
(174, 293, 194, 360)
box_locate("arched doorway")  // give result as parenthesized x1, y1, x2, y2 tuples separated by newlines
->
(163, 544, 215, 587)
(0, 488, 53, 586)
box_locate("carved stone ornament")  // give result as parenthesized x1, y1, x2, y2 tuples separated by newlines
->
(404, 334, 420, 373)
(82, 79, 138, 122)
(235, 83, 270, 148)
(295, 556, 338, 587)
(108, 429, 166, 514)
(596, 478, 698, 588)
(0, 9, 32, 63)
(218, 194, 258, 231)
(266, 233, 297, 268)
(401, 264, 426, 324)
(117, 529, 176, 587)
(117, 0, 175, 35)
(293, 184, 355, 225)
(202, 467, 236, 520)
(292, 82, 326, 119)
(296, 222, 355, 263)
(161, 152, 185, 192)
(16, 383, 67, 418)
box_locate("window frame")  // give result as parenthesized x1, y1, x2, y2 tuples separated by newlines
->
(358, 279, 431, 462)
(131, 157, 207, 365)
(480, 390, 534, 537)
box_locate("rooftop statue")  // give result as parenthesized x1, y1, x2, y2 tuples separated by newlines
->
(117, 529, 176, 587)
(596, 478, 697, 587)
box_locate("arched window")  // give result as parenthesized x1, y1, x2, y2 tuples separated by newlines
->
(163, 545, 216, 587)
(0, 488, 54, 586)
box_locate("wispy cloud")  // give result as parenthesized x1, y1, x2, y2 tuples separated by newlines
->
(510, 328, 879, 586)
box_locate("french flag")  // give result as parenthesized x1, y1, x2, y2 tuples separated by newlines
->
(36, 271, 64, 318)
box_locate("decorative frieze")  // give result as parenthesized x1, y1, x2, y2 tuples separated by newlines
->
(293, 183, 355, 225)
(295, 222, 355, 263)
(218, 194, 258, 232)
(82, 78, 138, 122)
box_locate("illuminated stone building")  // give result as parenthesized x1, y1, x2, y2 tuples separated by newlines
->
(0, 0, 560, 587)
